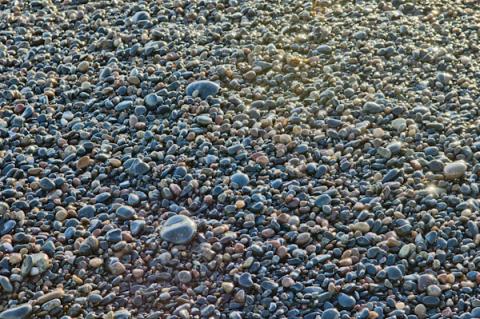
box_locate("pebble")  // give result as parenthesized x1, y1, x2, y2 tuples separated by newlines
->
(0, 304, 32, 319)
(160, 215, 197, 244)
(337, 293, 356, 309)
(238, 273, 253, 288)
(131, 11, 150, 23)
(322, 309, 340, 319)
(89, 258, 104, 268)
(418, 274, 438, 292)
(315, 194, 331, 207)
(363, 101, 384, 114)
(116, 206, 135, 220)
(231, 172, 250, 187)
(385, 266, 403, 281)
(1, 1, 479, 318)
(186, 80, 220, 99)
(444, 161, 467, 180)
(177, 270, 192, 284)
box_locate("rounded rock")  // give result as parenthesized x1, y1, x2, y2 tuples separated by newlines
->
(231, 172, 250, 188)
(443, 161, 467, 180)
(160, 215, 197, 244)
(186, 80, 220, 99)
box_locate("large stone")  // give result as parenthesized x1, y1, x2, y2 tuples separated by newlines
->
(444, 161, 467, 180)
(160, 215, 197, 244)
(231, 172, 250, 187)
(186, 80, 220, 99)
(362, 101, 384, 114)
(116, 205, 135, 220)
(0, 304, 32, 319)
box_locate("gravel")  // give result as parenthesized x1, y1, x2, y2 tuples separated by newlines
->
(1, 0, 480, 318)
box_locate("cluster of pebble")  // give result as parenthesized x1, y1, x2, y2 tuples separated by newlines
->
(1, 0, 480, 318)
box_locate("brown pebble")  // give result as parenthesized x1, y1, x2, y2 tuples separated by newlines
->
(78, 61, 90, 73)
(77, 156, 91, 169)
(36, 288, 64, 305)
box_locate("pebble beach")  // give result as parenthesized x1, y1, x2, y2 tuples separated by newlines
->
(1, 0, 480, 318)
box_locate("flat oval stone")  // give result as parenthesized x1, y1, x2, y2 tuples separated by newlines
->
(322, 309, 340, 319)
(444, 161, 467, 180)
(363, 101, 384, 114)
(160, 215, 197, 244)
(116, 205, 135, 220)
(186, 80, 220, 99)
(0, 220, 16, 236)
(0, 304, 32, 319)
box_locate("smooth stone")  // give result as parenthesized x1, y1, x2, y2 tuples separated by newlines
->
(131, 11, 150, 23)
(144, 93, 158, 107)
(382, 168, 399, 183)
(423, 295, 440, 307)
(426, 285, 442, 297)
(317, 44, 332, 54)
(116, 206, 136, 220)
(296, 233, 311, 245)
(177, 270, 192, 283)
(0, 276, 13, 293)
(160, 215, 197, 244)
(42, 298, 61, 312)
(392, 118, 407, 131)
(315, 194, 331, 207)
(444, 161, 467, 180)
(109, 262, 126, 275)
(186, 80, 220, 99)
(106, 229, 122, 242)
(322, 309, 340, 319)
(115, 101, 132, 112)
(78, 205, 96, 218)
(363, 101, 384, 113)
(36, 289, 64, 305)
(196, 115, 213, 125)
(0, 220, 16, 235)
(0, 304, 32, 319)
(436, 72, 452, 84)
(385, 266, 403, 281)
(414, 304, 427, 318)
(238, 273, 253, 288)
(338, 293, 356, 309)
(398, 244, 412, 258)
(231, 172, 250, 187)
(130, 159, 150, 176)
(114, 309, 131, 319)
(418, 274, 438, 292)
(130, 220, 145, 236)
(39, 178, 55, 191)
